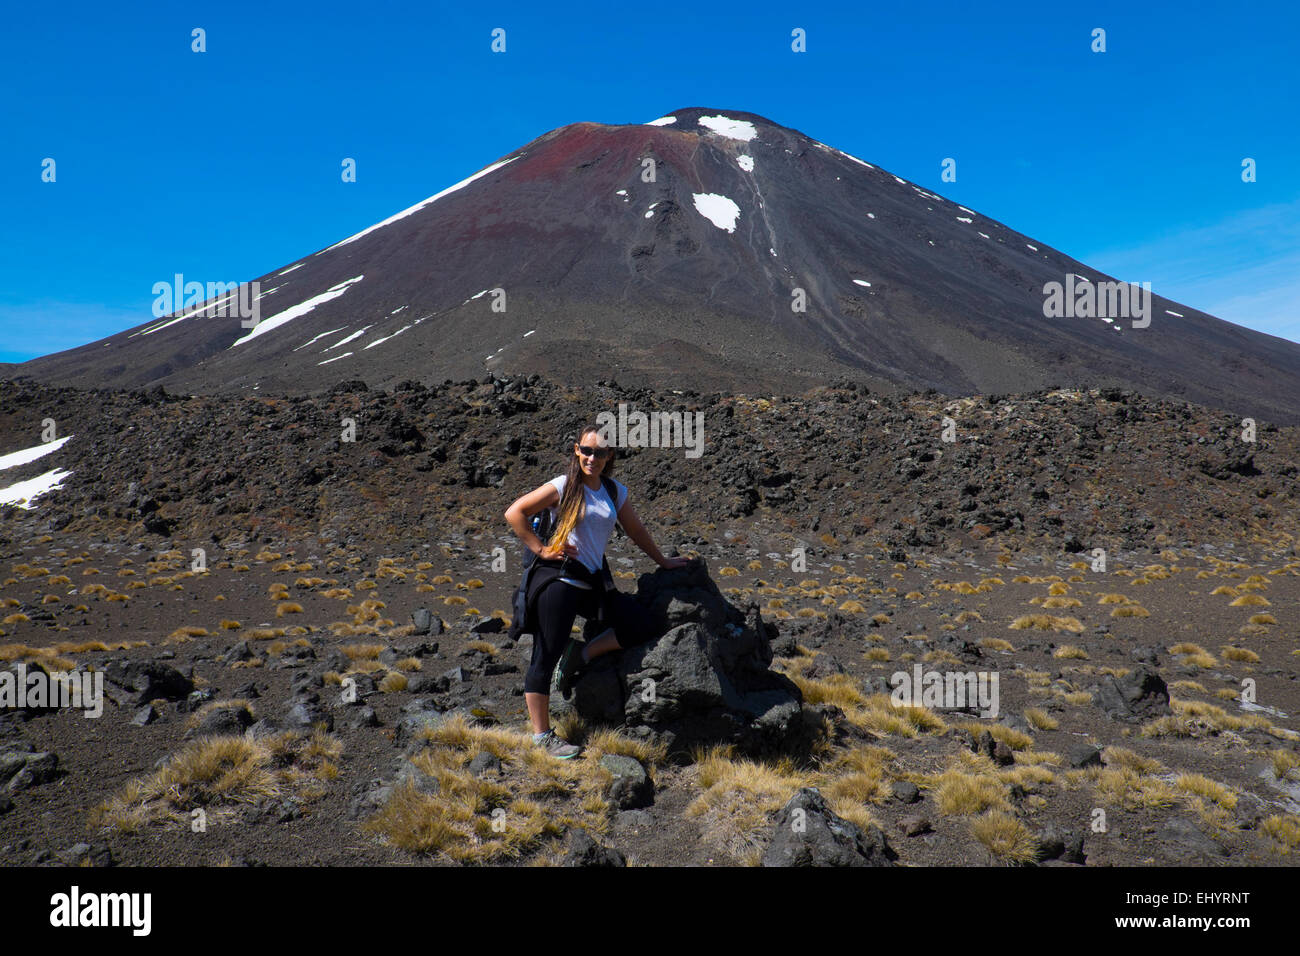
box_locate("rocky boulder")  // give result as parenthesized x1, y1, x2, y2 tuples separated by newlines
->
(562, 560, 804, 757)
(762, 788, 897, 867)
(1093, 665, 1171, 722)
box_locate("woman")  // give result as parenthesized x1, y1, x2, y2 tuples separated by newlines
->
(504, 423, 691, 758)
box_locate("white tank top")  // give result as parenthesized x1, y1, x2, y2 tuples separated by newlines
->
(547, 474, 629, 574)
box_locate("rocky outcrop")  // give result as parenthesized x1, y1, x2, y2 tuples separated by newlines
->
(558, 561, 805, 757)
(762, 788, 897, 867)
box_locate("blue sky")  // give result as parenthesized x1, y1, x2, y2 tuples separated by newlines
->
(2, 0, 1297, 363)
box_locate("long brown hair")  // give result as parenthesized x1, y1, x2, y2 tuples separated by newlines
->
(550, 421, 616, 550)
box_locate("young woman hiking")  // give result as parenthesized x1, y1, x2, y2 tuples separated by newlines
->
(504, 423, 692, 758)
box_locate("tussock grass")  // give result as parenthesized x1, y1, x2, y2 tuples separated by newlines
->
(1174, 773, 1237, 812)
(1042, 597, 1082, 609)
(1110, 605, 1150, 618)
(1080, 766, 1179, 810)
(1230, 594, 1270, 607)
(1009, 615, 1084, 633)
(779, 666, 949, 738)
(685, 746, 808, 860)
(980, 638, 1013, 651)
(1102, 746, 1164, 775)
(1247, 614, 1278, 626)
(971, 811, 1038, 863)
(1221, 646, 1261, 663)
(1054, 645, 1088, 660)
(1023, 708, 1058, 731)
(955, 611, 984, 623)
(1141, 699, 1297, 741)
(90, 729, 340, 833)
(1261, 815, 1300, 854)
(1013, 749, 1062, 766)
(364, 715, 655, 863)
(1270, 750, 1300, 780)
(956, 722, 1035, 750)
(930, 768, 1011, 816)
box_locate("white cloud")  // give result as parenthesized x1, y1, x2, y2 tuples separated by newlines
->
(1081, 200, 1300, 344)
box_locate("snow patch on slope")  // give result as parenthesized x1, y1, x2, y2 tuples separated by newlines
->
(322, 325, 373, 351)
(321, 157, 518, 252)
(230, 276, 364, 348)
(293, 328, 347, 352)
(692, 193, 740, 232)
(364, 325, 413, 349)
(0, 468, 72, 509)
(0, 435, 73, 471)
(697, 115, 757, 141)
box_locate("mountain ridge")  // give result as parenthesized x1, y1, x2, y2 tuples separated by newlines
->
(9, 107, 1300, 421)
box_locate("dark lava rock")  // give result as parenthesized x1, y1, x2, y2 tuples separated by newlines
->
(891, 780, 921, 804)
(188, 703, 254, 737)
(467, 752, 501, 776)
(564, 828, 626, 867)
(567, 561, 804, 757)
(1157, 817, 1227, 858)
(898, 814, 932, 837)
(284, 699, 333, 731)
(1035, 824, 1086, 864)
(105, 659, 194, 705)
(1094, 665, 1171, 721)
(762, 788, 897, 867)
(600, 754, 653, 810)
(1, 748, 58, 793)
(1067, 743, 1103, 769)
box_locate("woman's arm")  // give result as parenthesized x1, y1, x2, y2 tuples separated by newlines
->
(504, 483, 576, 560)
(616, 498, 690, 569)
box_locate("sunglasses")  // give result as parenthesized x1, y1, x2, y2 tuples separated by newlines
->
(577, 444, 612, 459)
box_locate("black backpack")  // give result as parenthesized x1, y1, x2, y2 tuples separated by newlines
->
(507, 475, 620, 643)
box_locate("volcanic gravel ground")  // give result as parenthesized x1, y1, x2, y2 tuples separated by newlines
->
(2, 375, 1299, 866)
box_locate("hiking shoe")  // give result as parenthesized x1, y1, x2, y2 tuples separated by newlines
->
(534, 729, 581, 759)
(555, 638, 585, 698)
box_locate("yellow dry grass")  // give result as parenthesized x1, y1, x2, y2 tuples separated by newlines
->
(362, 715, 638, 863)
(1009, 615, 1084, 633)
(90, 729, 341, 833)
(971, 811, 1038, 863)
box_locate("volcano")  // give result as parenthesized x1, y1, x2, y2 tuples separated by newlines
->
(10, 107, 1300, 420)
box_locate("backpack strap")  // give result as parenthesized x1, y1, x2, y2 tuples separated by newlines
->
(600, 475, 622, 532)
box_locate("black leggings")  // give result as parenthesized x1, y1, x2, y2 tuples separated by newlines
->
(524, 581, 652, 695)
